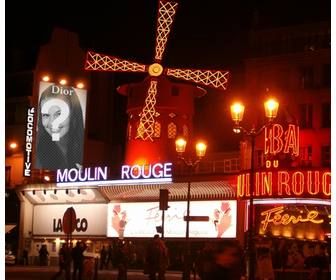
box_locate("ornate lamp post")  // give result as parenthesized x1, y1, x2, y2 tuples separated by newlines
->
(230, 98, 279, 280)
(175, 137, 207, 280)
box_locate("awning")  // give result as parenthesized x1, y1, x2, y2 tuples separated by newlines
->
(100, 181, 236, 202)
(5, 224, 17, 234)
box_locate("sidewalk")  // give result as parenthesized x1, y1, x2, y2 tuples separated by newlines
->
(6, 265, 200, 280)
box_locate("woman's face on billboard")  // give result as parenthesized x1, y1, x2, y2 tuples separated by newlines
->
(41, 98, 70, 140)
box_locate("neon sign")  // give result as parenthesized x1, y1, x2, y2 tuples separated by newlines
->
(264, 124, 299, 157)
(56, 163, 173, 187)
(57, 166, 108, 183)
(121, 162, 172, 180)
(260, 205, 324, 231)
(23, 107, 35, 177)
(237, 169, 331, 198)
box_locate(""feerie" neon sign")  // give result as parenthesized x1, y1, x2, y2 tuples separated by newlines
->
(260, 205, 324, 231)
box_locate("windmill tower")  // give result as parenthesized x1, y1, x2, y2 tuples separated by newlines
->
(85, 0, 229, 165)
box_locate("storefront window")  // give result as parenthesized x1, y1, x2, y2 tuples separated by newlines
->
(321, 145, 331, 167)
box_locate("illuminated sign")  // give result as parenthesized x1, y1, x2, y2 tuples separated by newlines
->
(260, 205, 324, 231)
(56, 166, 108, 183)
(237, 169, 331, 198)
(107, 200, 237, 238)
(121, 162, 172, 179)
(264, 124, 299, 157)
(33, 204, 107, 236)
(255, 204, 331, 241)
(56, 163, 173, 187)
(23, 107, 35, 177)
(34, 81, 87, 171)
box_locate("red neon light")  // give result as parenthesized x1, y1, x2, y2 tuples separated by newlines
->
(260, 206, 324, 231)
(264, 124, 299, 157)
(237, 169, 331, 198)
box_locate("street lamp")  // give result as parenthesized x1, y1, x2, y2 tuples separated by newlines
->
(230, 98, 279, 280)
(175, 137, 207, 280)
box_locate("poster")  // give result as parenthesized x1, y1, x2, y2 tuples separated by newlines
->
(34, 82, 87, 170)
(107, 200, 237, 238)
(33, 204, 107, 236)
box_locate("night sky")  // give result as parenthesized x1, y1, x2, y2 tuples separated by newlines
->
(5, 0, 331, 151)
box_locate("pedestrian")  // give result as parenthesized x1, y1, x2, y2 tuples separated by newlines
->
(39, 244, 49, 266)
(115, 240, 130, 280)
(100, 245, 107, 270)
(52, 243, 71, 280)
(197, 241, 245, 280)
(106, 244, 114, 269)
(22, 248, 29, 266)
(72, 241, 87, 280)
(145, 234, 169, 280)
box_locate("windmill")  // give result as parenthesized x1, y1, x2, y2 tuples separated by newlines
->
(85, 0, 229, 165)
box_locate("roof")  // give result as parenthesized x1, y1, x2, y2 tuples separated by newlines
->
(19, 180, 236, 204)
(100, 180, 236, 202)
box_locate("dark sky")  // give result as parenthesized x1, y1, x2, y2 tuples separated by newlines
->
(5, 0, 331, 151)
(6, 0, 330, 70)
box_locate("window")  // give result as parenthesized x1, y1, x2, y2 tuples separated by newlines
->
(321, 146, 330, 167)
(299, 146, 312, 167)
(321, 103, 331, 128)
(299, 104, 313, 128)
(154, 122, 161, 138)
(300, 65, 314, 89)
(224, 159, 241, 173)
(5, 166, 11, 187)
(167, 122, 177, 139)
(182, 125, 188, 138)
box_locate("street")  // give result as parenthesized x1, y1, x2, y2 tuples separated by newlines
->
(5, 266, 199, 280)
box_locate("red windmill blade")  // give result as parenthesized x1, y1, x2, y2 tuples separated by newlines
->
(84, 0, 229, 142)
(85, 51, 147, 73)
(165, 67, 229, 90)
(136, 0, 178, 141)
(154, 0, 178, 62)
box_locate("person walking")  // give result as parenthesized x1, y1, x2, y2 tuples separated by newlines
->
(100, 245, 107, 270)
(115, 240, 130, 280)
(71, 241, 87, 280)
(22, 248, 29, 266)
(52, 243, 71, 280)
(39, 244, 49, 266)
(145, 235, 169, 280)
(197, 241, 245, 280)
(106, 244, 114, 269)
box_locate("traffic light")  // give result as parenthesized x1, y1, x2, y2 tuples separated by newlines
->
(159, 189, 169, 210)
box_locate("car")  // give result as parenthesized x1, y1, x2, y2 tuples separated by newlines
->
(5, 250, 16, 265)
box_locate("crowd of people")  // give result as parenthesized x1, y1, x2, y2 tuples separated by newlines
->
(51, 241, 88, 280)
(34, 237, 330, 280)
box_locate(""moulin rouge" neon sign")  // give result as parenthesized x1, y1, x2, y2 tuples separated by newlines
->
(56, 163, 173, 187)
(237, 169, 331, 198)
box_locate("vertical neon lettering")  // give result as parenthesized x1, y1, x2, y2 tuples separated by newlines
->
(307, 171, 319, 195)
(237, 175, 244, 197)
(278, 171, 290, 196)
(255, 172, 260, 196)
(261, 172, 272, 196)
(284, 124, 299, 156)
(271, 124, 284, 155)
(322, 172, 331, 196)
(292, 171, 304, 196)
